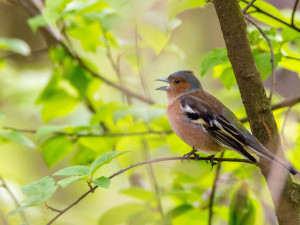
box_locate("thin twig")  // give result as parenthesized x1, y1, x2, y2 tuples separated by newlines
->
(0, 176, 28, 223)
(135, 24, 152, 100)
(142, 139, 164, 218)
(44, 202, 62, 213)
(5, 0, 155, 105)
(244, 17, 275, 102)
(61, 44, 155, 105)
(291, 0, 300, 26)
(208, 152, 224, 225)
(283, 55, 300, 61)
(242, 0, 256, 14)
(46, 156, 253, 225)
(240, 95, 300, 123)
(3, 126, 173, 137)
(241, 0, 300, 32)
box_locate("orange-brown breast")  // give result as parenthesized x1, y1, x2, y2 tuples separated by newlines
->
(166, 93, 224, 154)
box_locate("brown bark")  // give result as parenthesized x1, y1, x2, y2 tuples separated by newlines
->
(213, 0, 300, 224)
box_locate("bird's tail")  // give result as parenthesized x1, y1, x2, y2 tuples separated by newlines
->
(246, 143, 298, 175)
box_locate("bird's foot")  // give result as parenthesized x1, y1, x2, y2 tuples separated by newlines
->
(182, 147, 199, 164)
(206, 155, 218, 170)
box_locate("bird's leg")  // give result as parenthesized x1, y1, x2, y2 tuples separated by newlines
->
(182, 147, 200, 164)
(206, 154, 218, 170)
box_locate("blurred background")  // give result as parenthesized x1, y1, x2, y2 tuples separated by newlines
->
(0, 0, 299, 224)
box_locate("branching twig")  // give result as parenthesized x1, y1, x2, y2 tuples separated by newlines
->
(44, 202, 62, 213)
(240, 95, 300, 123)
(244, 17, 275, 102)
(241, 0, 300, 32)
(46, 156, 253, 225)
(0, 176, 28, 224)
(208, 152, 224, 225)
(5, 0, 155, 105)
(291, 0, 300, 26)
(242, 0, 256, 14)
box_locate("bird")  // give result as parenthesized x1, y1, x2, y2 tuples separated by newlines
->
(156, 70, 297, 175)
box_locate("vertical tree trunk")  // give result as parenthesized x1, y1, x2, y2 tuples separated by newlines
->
(213, 0, 300, 224)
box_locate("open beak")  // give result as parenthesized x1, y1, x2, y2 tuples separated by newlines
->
(155, 78, 170, 91)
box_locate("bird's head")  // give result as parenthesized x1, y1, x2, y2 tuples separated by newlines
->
(156, 70, 202, 98)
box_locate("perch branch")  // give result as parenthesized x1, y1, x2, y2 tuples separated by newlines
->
(46, 156, 253, 225)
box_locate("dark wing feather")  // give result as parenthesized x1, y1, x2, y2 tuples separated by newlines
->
(180, 95, 257, 163)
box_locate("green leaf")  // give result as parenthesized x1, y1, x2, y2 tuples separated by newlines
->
(0, 38, 31, 56)
(281, 27, 300, 41)
(91, 176, 111, 188)
(21, 176, 57, 206)
(240, 1, 287, 28)
(0, 131, 35, 148)
(165, 204, 193, 221)
(219, 66, 236, 89)
(67, 22, 103, 52)
(229, 183, 255, 225)
(54, 165, 90, 176)
(121, 187, 153, 201)
(138, 24, 170, 54)
(44, 0, 72, 23)
(27, 15, 47, 32)
(41, 90, 79, 121)
(200, 48, 229, 76)
(64, 64, 92, 98)
(57, 176, 86, 188)
(35, 125, 66, 140)
(8, 205, 29, 217)
(99, 203, 144, 225)
(90, 151, 126, 175)
(114, 106, 165, 123)
(90, 102, 124, 126)
(253, 51, 282, 80)
(42, 136, 75, 168)
(167, 0, 206, 19)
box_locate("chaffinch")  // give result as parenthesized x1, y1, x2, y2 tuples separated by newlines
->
(156, 70, 297, 175)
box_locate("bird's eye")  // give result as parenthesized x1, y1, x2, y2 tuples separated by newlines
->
(174, 79, 180, 84)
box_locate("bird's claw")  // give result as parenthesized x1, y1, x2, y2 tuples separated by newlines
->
(206, 155, 218, 170)
(181, 148, 199, 164)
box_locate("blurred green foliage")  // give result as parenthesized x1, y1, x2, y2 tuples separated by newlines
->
(0, 0, 299, 225)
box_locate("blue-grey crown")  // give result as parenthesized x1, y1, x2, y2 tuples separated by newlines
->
(168, 70, 202, 90)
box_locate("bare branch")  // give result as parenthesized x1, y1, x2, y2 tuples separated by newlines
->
(208, 152, 224, 225)
(240, 95, 300, 123)
(241, 0, 300, 32)
(46, 156, 253, 225)
(244, 17, 275, 102)
(44, 202, 62, 213)
(242, 0, 256, 14)
(291, 0, 300, 26)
